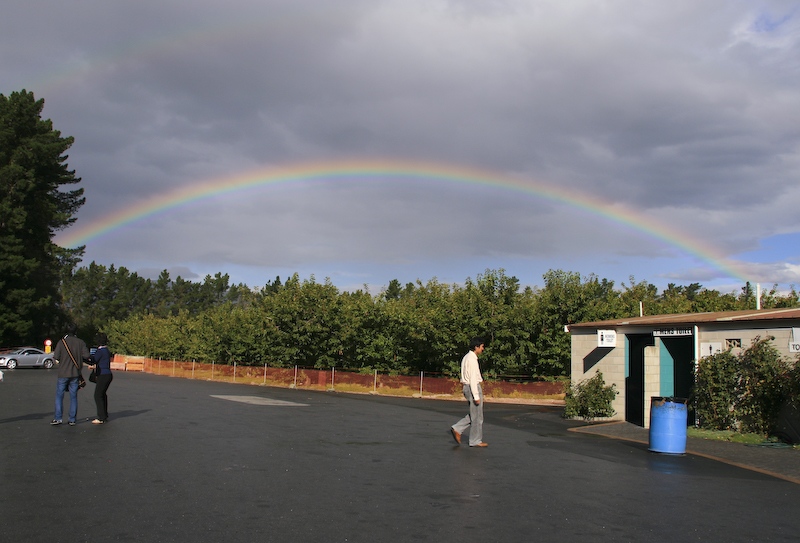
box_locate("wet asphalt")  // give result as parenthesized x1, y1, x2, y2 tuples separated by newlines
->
(2, 369, 799, 542)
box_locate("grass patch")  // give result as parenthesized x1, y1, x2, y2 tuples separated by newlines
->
(329, 383, 418, 396)
(687, 428, 800, 449)
(488, 390, 566, 401)
(687, 427, 770, 445)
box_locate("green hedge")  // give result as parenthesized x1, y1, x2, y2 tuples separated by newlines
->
(694, 336, 799, 435)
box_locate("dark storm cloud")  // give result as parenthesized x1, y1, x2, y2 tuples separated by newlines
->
(2, 0, 799, 290)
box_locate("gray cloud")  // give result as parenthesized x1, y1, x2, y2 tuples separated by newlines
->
(3, 0, 799, 291)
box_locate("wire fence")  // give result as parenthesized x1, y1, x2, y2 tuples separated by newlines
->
(112, 354, 566, 402)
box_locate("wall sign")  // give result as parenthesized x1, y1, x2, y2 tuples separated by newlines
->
(652, 328, 692, 337)
(699, 342, 722, 357)
(791, 328, 800, 353)
(597, 330, 617, 347)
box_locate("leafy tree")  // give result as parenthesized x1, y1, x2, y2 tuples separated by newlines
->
(659, 283, 697, 314)
(531, 270, 620, 376)
(456, 269, 528, 377)
(106, 313, 171, 358)
(263, 274, 344, 368)
(0, 90, 84, 344)
(760, 284, 800, 309)
(689, 287, 739, 312)
(148, 270, 174, 317)
(339, 289, 398, 372)
(619, 276, 659, 317)
(194, 304, 259, 365)
(61, 262, 152, 339)
(738, 282, 757, 310)
(399, 278, 461, 374)
(383, 278, 403, 301)
(259, 275, 284, 296)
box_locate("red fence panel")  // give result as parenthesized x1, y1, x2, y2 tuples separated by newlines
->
(118, 356, 565, 403)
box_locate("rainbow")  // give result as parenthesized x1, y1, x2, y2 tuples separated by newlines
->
(56, 158, 751, 283)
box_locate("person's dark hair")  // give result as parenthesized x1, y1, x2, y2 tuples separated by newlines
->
(469, 336, 485, 351)
(94, 332, 108, 346)
(65, 323, 77, 335)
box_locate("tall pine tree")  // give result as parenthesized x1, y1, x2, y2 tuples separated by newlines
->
(0, 90, 84, 345)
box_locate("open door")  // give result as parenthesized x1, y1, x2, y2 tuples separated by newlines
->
(661, 336, 695, 424)
(625, 334, 654, 426)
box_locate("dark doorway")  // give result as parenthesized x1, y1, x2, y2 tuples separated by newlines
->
(661, 336, 695, 424)
(626, 334, 654, 426)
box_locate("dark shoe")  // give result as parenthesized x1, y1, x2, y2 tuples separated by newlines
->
(68, 421, 76, 426)
(450, 427, 461, 445)
(470, 442, 488, 448)
(51, 419, 62, 426)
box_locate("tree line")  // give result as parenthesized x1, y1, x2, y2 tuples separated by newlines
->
(62, 264, 799, 378)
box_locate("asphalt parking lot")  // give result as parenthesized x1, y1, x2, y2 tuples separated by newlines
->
(2, 369, 800, 542)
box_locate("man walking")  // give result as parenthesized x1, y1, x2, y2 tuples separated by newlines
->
(51, 323, 90, 426)
(450, 337, 488, 447)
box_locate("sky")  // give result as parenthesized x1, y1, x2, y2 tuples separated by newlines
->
(3, 0, 800, 295)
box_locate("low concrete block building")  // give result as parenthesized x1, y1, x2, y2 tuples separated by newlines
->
(568, 308, 800, 428)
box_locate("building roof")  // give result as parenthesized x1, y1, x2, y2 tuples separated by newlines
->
(568, 307, 800, 330)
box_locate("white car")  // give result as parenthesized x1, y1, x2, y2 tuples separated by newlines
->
(0, 347, 55, 369)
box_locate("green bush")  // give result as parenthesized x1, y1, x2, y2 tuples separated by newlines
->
(694, 336, 798, 435)
(564, 371, 618, 421)
(694, 350, 738, 431)
(735, 337, 792, 434)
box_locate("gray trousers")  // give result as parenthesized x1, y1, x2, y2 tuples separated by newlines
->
(452, 383, 484, 446)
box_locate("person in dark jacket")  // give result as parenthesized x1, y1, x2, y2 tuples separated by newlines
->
(87, 332, 113, 424)
(52, 324, 90, 426)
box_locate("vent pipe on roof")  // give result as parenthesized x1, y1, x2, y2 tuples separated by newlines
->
(639, 301, 643, 317)
(756, 283, 761, 310)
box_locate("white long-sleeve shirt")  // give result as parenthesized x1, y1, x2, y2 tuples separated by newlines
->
(460, 350, 483, 399)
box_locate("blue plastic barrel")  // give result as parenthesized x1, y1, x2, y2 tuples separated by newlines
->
(649, 397, 688, 454)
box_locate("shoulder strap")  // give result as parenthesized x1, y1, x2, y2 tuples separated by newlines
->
(62, 338, 80, 370)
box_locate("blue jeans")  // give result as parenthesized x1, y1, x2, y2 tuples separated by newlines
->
(55, 377, 79, 422)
